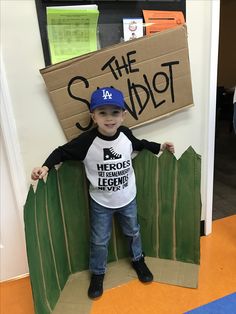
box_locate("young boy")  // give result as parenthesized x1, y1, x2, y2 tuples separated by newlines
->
(31, 87, 174, 299)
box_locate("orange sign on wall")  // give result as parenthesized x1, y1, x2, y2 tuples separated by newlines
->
(143, 10, 185, 35)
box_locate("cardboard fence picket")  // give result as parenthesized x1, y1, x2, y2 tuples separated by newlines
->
(40, 25, 193, 141)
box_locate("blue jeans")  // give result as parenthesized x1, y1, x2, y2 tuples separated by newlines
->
(89, 197, 142, 275)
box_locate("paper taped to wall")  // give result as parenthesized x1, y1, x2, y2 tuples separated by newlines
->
(143, 10, 185, 34)
(47, 5, 99, 64)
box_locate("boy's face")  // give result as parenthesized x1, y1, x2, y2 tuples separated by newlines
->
(91, 105, 126, 137)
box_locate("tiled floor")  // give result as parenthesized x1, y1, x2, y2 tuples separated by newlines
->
(1, 215, 236, 314)
(0, 276, 34, 314)
(90, 215, 236, 314)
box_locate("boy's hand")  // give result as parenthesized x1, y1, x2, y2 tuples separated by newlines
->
(161, 142, 175, 154)
(31, 166, 49, 180)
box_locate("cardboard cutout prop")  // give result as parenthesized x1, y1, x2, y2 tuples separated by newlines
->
(24, 148, 201, 314)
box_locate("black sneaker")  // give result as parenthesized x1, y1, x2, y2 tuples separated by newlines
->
(132, 255, 153, 283)
(88, 274, 105, 299)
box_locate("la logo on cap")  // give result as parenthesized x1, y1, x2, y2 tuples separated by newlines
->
(102, 89, 112, 100)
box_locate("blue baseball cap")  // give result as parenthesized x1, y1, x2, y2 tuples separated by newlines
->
(90, 87, 125, 112)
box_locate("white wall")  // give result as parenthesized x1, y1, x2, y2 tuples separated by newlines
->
(1, 0, 217, 279)
(0, 132, 29, 281)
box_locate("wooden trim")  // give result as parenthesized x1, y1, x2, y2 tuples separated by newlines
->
(0, 273, 29, 284)
(204, 0, 220, 235)
(0, 57, 28, 226)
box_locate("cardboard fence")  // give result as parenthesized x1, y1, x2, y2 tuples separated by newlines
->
(40, 25, 193, 141)
(24, 148, 201, 314)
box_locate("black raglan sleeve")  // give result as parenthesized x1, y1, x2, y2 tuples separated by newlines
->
(42, 129, 96, 170)
(120, 126, 161, 154)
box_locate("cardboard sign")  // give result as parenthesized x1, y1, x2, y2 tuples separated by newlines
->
(40, 25, 193, 141)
